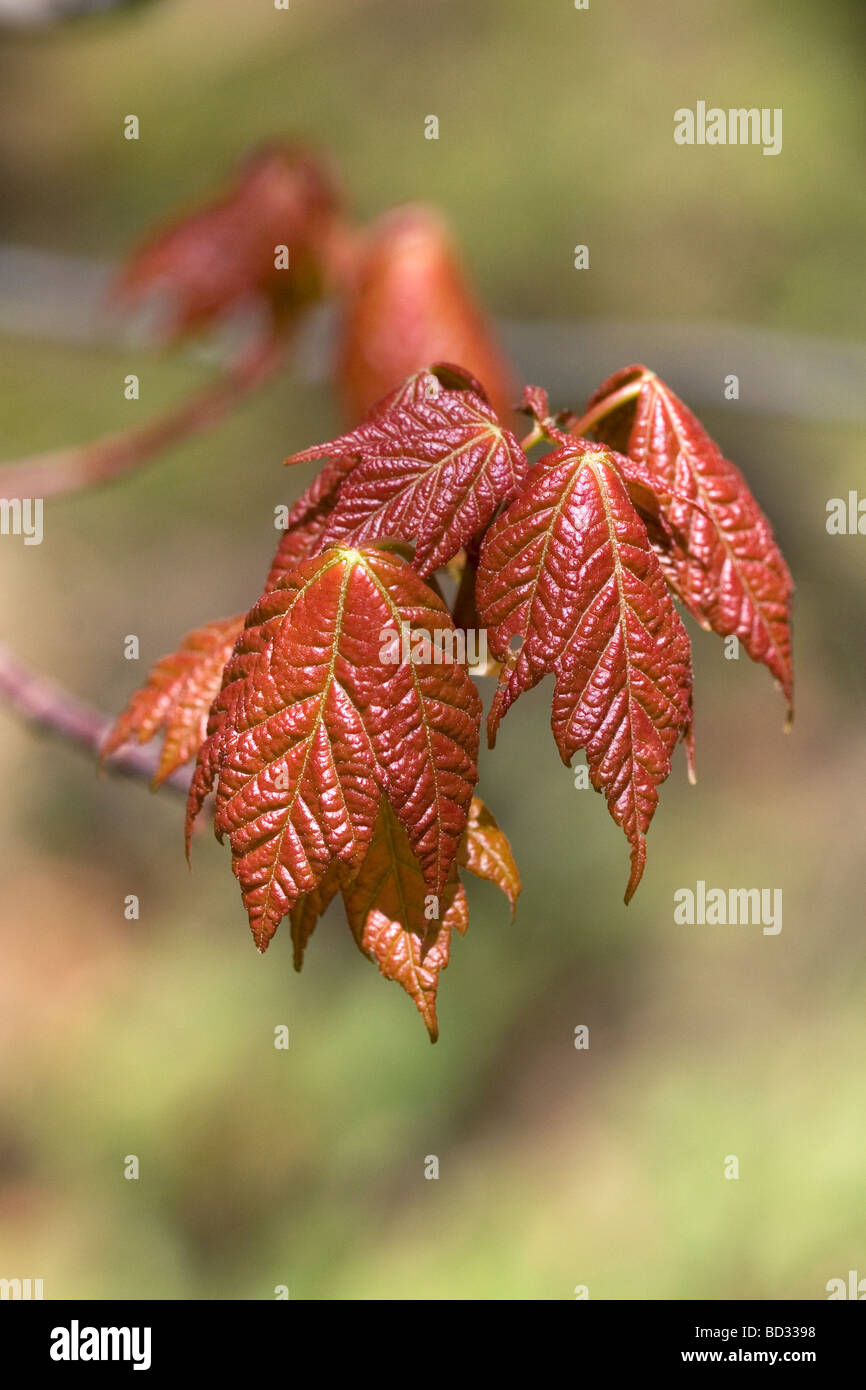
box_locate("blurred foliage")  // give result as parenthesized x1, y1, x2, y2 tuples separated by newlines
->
(0, 0, 863, 1299)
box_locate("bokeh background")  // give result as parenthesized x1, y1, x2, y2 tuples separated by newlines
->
(0, 0, 863, 1299)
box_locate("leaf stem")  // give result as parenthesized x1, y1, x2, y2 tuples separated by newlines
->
(568, 377, 644, 439)
(518, 424, 545, 452)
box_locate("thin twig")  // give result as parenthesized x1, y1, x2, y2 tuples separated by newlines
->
(0, 640, 191, 794)
(568, 376, 644, 439)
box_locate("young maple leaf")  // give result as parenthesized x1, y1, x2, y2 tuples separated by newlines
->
(343, 801, 467, 1042)
(271, 370, 455, 587)
(284, 366, 528, 576)
(477, 440, 693, 903)
(336, 204, 517, 425)
(190, 546, 482, 951)
(102, 614, 244, 787)
(115, 143, 344, 343)
(291, 794, 520, 1041)
(458, 795, 521, 917)
(264, 381, 423, 595)
(582, 366, 794, 719)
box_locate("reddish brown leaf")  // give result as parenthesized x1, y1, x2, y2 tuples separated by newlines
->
(115, 143, 344, 342)
(190, 546, 481, 950)
(273, 368, 458, 584)
(288, 791, 515, 1039)
(583, 366, 794, 717)
(343, 801, 467, 1042)
(336, 204, 517, 424)
(459, 796, 521, 916)
(477, 441, 693, 902)
(102, 615, 243, 786)
(284, 367, 528, 576)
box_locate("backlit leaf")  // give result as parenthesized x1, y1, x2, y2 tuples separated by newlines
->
(460, 796, 521, 916)
(102, 614, 243, 786)
(189, 546, 481, 950)
(264, 505, 335, 593)
(583, 366, 794, 717)
(343, 801, 467, 1042)
(477, 440, 693, 902)
(116, 143, 344, 342)
(289, 791, 515, 1040)
(289, 860, 347, 972)
(285, 367, 528, 576)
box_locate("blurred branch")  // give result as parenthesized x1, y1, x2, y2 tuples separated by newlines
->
(0, 335, 286, 501)
(1, 242, 865, 423)
(0, 640, 190, 793)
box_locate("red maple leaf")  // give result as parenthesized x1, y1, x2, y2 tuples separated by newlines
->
(458, 795, 521, 917)
(99, 340, 793, 1041)
(284, 366, 528, 576)
(342, 801, 466, 1042)
(477, 439, 693, 902)
(102, 614, 243, 786)
(582, 366, 794, 718)
(264, 505, 336, 593)
(189, 545, 481, 950)
(291, 794, 519, 1041)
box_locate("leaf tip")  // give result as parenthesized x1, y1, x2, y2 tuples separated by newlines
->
(623, 843, 646, 905)
(685, 731, 698, 786)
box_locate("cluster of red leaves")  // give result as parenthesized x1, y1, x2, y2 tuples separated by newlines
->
(106, 362, 793, 1039)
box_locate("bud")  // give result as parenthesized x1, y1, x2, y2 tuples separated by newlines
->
(336, 205, 516, 424)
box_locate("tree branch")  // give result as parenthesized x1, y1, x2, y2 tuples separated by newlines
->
(0, 334, 286, 501)
(0, 640, 191, 794)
